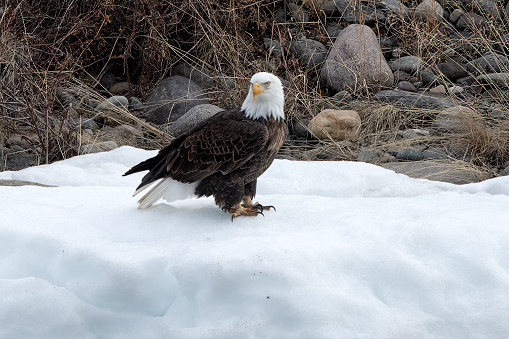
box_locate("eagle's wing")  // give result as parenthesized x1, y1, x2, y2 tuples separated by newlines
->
(132, 113, 269, 190)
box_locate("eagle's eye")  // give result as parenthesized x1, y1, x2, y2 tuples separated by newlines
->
(263, 81, 270, 87)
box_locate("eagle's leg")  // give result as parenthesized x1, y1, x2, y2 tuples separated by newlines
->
(228, 203, 264, 221)
(242, 196, 276, 212)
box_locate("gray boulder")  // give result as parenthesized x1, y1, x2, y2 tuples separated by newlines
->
(467, 52, 509, 74)
(374, 90, 454, 109)
(389, 56, 424, 75)
(173, 63, 214, 89)
(264, 38, 283, 58)
(168, 104, 224, 137)
(396, 148, 425, 161)
(321, 24, 394, 93)
(377, 0, 410, 16)
(145, 76, 209, 125)
(456, 12, 487, 30)
(474, 73, 509, 89)
(95, 96, 129, 112)
(289, 39, 328, 70)
(436, 61, 468, 81)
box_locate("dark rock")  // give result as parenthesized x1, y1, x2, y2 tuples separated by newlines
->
(129, 97, 144, 111)
(456, 12, 487, 30)
(467, 52, 509, 75)
(381, 160, 485, 184)
(397, 81, 418, 92)
(289, 39, 328, 70)
(380, 36, 399, 59)
(500, 165, 509, 176)
(71, 118, 99, 131)
(377, 0, 410, 16)
(288, 3, 310, 22)
(2, 153, 39, 171)
(437, 61, 468, 81)
(393, 70, 418, 83)
(374, 90, 454, 109)
(325, 0, 385, 25)
(321, 24, 394, 93)
(417, 69, 437, 85)
(463, 0, 501, 20)
(328, 90, 353, 108)
(474, 73, 509, 89)
(456, 75, 476, 86)
(56, 87, 78, 107)
(168, 104, 223, 137)
(98, 73, 116, 91)
(449, 8, 464, 23)
(293, 119, 310, 139)
(95, 96, 129, 112)
(389, 56, 424, 75)
(109, 82, 129, 95)
(264, 38, 283, 58)
(326, 23, 343, 39)
(145, 76, 209, 125)
(423, 147, 464, 160)
(396, 148, 425, 161)
(173, 63, 215, 89)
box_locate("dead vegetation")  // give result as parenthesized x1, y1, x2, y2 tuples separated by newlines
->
(1, 0, 509, 177)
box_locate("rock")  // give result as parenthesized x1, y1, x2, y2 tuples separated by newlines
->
(129, 97, 144, 111)
(2, 153, 39, 171)
(429, 84, 446, 93)
(474, 73, 509, 89)
(399, 128, 430, 138)
(321, 24, 394, 93)
(436, 61, 467, 81)
(6, 134, 30, 149)
(380, 36, 399, 59)
(95, 96, 129, 112)
(449, 8, 464, 23)
(326, 23, 343, 38)
(393, 70, 418, 83)
(168, 104, 224, 137)
(288, 3, 310, 22)
(343, 5, 386, 25)
(289, 39, 328, 69)
(500, 165, 509, 176)
(109, 82, 129, 95)
(264, 38, 283, 58)
(99, 125, 143, 147)
(71, 118, 99, 131)
(449, 86, 465, 95)
(172, 63, 215, 89)
(456, 12, 487, 30)
(357, 149, 395, 163)
(415, 0, 443, 20)
(381, 160, 485, 184)
(308, 109, 361, 140)
(396, 148, 425, 161)
(321, 1, 339, 16)
(293, 119, 310, 139)
(328, 90, 353, 108)
(97, 73, 116, 91)
(467, 52, 509, 75)
(397, 81, 418, 92)
(377, 0, 410, 16)
(418, 69, 437, 85)
(423, 147, 464, 160)
(79, 141, 119, 154)
(431, 106, 479, 133)
(456, 75, 476, 86)
(55, 87, 78, 107)
(145, 76, 209, 125)
(465, 0, 501, 20)
(389, 56, 424, 75)
(374, 90, 454, 109)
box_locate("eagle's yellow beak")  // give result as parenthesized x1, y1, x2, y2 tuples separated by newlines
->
(253, 82, 262, 100)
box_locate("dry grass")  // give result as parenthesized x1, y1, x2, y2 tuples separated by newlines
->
(0, 0, 509, 176)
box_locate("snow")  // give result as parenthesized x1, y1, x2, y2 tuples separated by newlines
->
(1, 146, 509, 338)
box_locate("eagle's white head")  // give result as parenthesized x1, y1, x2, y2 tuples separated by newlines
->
(241, 72, 285, 121)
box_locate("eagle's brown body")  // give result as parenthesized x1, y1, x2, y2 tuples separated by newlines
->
(124, 108, 287, 210)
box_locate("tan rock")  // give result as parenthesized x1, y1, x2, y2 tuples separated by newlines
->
(309, 109, 361, 141)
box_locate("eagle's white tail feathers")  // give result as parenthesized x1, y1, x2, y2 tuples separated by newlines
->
(135, 178, 199, 209)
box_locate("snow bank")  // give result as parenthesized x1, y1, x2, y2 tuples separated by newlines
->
(1, 146, 508, 338)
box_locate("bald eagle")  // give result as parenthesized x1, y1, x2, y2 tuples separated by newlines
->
(123, 72, 287, 219)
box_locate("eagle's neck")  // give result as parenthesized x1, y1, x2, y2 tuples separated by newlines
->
(241, 94, 284, 121)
